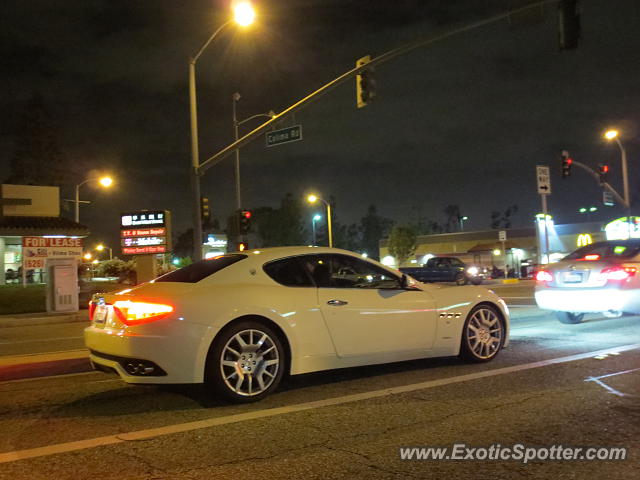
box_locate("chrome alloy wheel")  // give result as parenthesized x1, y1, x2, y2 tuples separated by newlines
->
(220, 329, 280, 396)
(465, 307, 503, 359)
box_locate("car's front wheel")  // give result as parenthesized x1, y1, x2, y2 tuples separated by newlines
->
(555, 312, 585, 324)
(206, 321, 285, 403)
(459, 304, 504, 362)
(454, 273, 468, 286)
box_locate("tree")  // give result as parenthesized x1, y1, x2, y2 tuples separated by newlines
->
(443, 204, 461, 233)
(253, 193, 305, 247)
(5, 93, 70, 186)
(490, 204, 519, 229)
(359, 204, 392, 260)
(173, 228, 194, 259)
(387, 225, 417, 267)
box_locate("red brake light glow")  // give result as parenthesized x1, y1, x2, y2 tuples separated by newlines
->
(599, 266, 637, 282)
(112, 300, 174, 326)
(582, 254, 601, 261)
(536, 270, 553, 282)
(88, 301, 96, 321)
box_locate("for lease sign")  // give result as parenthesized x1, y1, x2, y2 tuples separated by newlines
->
(22, 237, 83, 269)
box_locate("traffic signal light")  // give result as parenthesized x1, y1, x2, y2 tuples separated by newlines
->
(356, 55, 376, 109)
(561, 150, 573, 178)
(239, 210, 251, 234)
(237, 242, 248, 252)
(598, 164, 609, 184)
(558, 0, 580, 50)
(200, 197, 210, 225)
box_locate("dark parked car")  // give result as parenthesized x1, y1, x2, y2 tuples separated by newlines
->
(400, 257, 484, 286)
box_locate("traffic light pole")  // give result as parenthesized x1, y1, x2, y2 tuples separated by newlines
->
(197, 0, 562, 176)
(571, 160, 626, 208)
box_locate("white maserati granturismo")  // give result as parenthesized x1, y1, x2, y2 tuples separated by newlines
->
(85, 247, 509, 402)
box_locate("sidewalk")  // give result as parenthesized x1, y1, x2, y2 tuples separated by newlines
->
(0, 310, 89, 328)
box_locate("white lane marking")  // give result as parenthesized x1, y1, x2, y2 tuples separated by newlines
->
(0, 336, 83, 345)
(0, 371, 102, 387)
(585, 367, 640, 397)
(0, 343, 638, 464)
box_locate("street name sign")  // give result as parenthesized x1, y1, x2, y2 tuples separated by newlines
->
(266, 125, 303, 147)
(536, 165, 551, 194)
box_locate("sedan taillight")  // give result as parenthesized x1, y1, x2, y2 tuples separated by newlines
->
(536, 270, 553, 282)
(598, 266, 637, 282)
(88, 301, 97, 321)
(112, 300, 174, 326)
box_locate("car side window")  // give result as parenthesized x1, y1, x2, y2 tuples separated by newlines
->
(450, 258, 464, 268)
(330, 255, 401, 289)
(298, 255, 333, 288)
(263, 257, 314, 287)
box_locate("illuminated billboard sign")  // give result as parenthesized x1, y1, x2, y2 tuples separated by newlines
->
(605, 217, 640, 241)
(120, 210, 171, 256)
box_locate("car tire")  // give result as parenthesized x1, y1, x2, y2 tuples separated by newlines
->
(459, 304, 504, 363)
(455, 273, 467, 286)
(555, 312, 585, 324)
(205, 320, 286, 403)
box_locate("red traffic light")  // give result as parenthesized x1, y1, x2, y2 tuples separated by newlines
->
(242, 210, 252, 219)
(567, 158, 573, 165)
(601, 165, 609, 173)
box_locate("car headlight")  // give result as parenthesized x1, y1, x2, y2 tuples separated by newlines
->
(467, 266, 479, 276)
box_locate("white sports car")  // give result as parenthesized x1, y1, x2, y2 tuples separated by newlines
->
(85, 247, 510, 402)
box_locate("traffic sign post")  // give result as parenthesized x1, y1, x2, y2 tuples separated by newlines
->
(266, 125, 303, 147)
(536, 165, 551, 265)
(603, 190, 615, 207)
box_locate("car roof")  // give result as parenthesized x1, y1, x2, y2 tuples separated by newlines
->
(227, 246, 369, 264)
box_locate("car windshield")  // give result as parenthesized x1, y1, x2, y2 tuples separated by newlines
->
(563, 241, 640, 261)
(155, 254, 247, 283)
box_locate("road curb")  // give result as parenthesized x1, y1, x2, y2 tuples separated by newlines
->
(0, 311, 89, 328)
(0, 350, 91, 382)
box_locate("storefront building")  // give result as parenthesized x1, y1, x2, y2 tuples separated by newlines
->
(1, 184, 89, 284)
(379, 220, 609, 273)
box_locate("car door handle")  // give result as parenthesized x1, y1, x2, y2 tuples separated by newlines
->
(327, 299, 348, 306)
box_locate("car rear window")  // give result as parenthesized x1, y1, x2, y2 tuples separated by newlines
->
(263, 257, 314, 287)
(564, 241, 640, 261)
(155, 254, 247, 283)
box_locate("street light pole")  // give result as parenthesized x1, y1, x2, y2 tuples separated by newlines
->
(232, 92, 242, 214)
(614, 137, 630, 209)
(188, 3, 255, 260)
(307, 195, 333, 248)
(312, 214, 321, 245)
(73, 176, 113, 223)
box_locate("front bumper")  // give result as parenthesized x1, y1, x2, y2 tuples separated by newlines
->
(535, 287, 636, 313)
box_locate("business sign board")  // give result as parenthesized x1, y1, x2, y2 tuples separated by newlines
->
(22, 237, 83, 269)
(120, 210, 172, 255)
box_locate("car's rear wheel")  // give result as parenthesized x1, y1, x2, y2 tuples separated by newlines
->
(555, 311, 585, 324)
(455, 273, 467, 286)
(206, 321, 285, 403)
(459, 304, 504, 362)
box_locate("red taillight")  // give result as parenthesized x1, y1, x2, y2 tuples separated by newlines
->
(112, 300, 174, 326)
(89, 301, 96, 321)
(583, 254, 600, 261)
(536, 270, 553, 282)
(599, 266, 637, 281)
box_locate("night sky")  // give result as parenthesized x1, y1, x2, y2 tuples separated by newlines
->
(2, 0, 639, 250)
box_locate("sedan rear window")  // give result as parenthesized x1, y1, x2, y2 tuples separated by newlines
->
(564, 241, 640, 261)
(155, 254, 247, 283)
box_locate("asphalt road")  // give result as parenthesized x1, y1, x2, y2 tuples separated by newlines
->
(0, 287, 639, 478)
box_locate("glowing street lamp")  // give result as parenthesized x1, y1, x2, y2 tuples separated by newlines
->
(603, 129, 629, 209)
(95, 244, 113, 260)
(188, 1, 256, 261)
(73, 176, 113, 223)
(311, 213, 322, 246)
(307, 195, 333, 248)
(83, 252, 92, 261)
